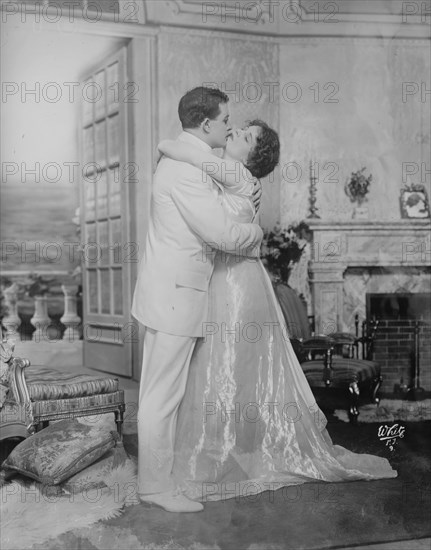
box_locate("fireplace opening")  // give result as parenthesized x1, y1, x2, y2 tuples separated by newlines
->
(366, 293, 431, 395)
(367, 293, 431, 320)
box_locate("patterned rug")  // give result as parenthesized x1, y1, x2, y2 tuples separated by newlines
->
(2, 421, 430, 550)
(334, 399, 431, 423)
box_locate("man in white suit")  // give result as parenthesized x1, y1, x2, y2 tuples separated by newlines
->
(131, 87, 263, 512)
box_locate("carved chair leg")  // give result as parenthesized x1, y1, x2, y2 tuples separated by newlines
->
(348, 382, 360, 424)
(372, 375, 383, 406)
(114, 405, 125, 440)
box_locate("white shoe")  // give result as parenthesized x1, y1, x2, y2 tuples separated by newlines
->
(139, 488, 204, 513)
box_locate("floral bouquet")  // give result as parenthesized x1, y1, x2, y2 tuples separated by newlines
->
(261, 221, 311, 284)
(344, 167, 372, 206)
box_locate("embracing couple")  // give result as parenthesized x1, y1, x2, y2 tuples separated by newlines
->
(131, 86, 396, 513)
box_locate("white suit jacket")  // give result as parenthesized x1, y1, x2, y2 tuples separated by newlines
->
(131, 132, 263, 337)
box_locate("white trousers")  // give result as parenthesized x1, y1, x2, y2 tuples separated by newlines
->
(137, 327, 197, 494)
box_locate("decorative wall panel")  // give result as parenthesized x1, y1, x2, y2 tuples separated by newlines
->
(279, 38, 430, 226)
(158, 28, 280, 227)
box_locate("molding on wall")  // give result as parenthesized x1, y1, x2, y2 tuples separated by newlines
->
(2, 3, 429, 40)
(145, 0, 431, 39)
(159, 23, 280, 43)
(277, 35, 431, 46)
(0, 6, 159, 38)
(308, 220, 431, 230)
(155, 0, 430, 22)
(161, 24, 430, 47)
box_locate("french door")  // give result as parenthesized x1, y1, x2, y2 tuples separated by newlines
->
(80, 46, 134, 376)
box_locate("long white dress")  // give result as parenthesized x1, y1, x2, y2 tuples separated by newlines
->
(173, 167, 397, 502)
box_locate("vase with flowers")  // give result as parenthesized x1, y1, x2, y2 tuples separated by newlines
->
(345, 167, 372, 219)
(261, 221, 311, 285)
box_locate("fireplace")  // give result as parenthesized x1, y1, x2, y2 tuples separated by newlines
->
(308, 220, 431, 393)
(366, 293, 431, 394)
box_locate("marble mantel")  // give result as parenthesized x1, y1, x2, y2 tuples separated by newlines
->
(307, 220, 431, 333)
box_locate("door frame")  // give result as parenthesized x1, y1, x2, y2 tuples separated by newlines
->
(8, 13, 158, 380)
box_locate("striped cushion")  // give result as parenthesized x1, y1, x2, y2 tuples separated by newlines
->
(32, 391, 124, 419)
(25, 367, 119, 401)
(302, 357, 380, 388)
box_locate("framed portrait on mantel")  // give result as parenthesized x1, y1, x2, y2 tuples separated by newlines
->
(400, 184, 431, 219)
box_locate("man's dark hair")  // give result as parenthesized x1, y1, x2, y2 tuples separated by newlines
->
(178, 86, 229, 129)
(245, 119, 280, 179)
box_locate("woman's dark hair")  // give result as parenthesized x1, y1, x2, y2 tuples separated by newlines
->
(178, 87, 229, 129)
(245, 119, 280, 179)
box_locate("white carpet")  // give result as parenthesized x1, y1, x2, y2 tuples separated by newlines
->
(1, 414, 138, 550)
(1, 458, 138, 550)
(334, 399, 431, 423)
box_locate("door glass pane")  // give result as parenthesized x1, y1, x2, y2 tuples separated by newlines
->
(95, 121, 106, 169)
(111, 218, 122, 264)
(94, 70, 106, 120)
(83, 126, 94, 168)
(85, 180, 95, 221)
(109, 167, 121, 216)
(108, 114, 120, 167)
(106, 61, 120, 115)
(100, 269, 111, 314)
(113, 268, 123, 314)
(88, 269, 98, 313)
(85, 222, 97, 245)
(97, 170, 108, 220)
(85, 223, 98, 267)
(99, 221, 109, 267)
(82, 78, 93, 126)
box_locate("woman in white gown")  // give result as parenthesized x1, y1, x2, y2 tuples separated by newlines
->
(158, 121, 397, 502)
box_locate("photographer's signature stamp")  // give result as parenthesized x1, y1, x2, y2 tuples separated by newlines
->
(378, 424, 405, 451)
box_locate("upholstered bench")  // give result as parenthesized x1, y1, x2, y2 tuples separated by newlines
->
(0, 342, 125, 441)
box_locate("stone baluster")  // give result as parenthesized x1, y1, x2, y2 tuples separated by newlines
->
(61, 285, 81, 341)
(30, 296, 51, 342)
(2, 283, 22, 340)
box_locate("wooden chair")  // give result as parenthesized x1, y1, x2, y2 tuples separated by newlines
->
(0, 341, 125, 441)
(274, 283, 382, 423)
